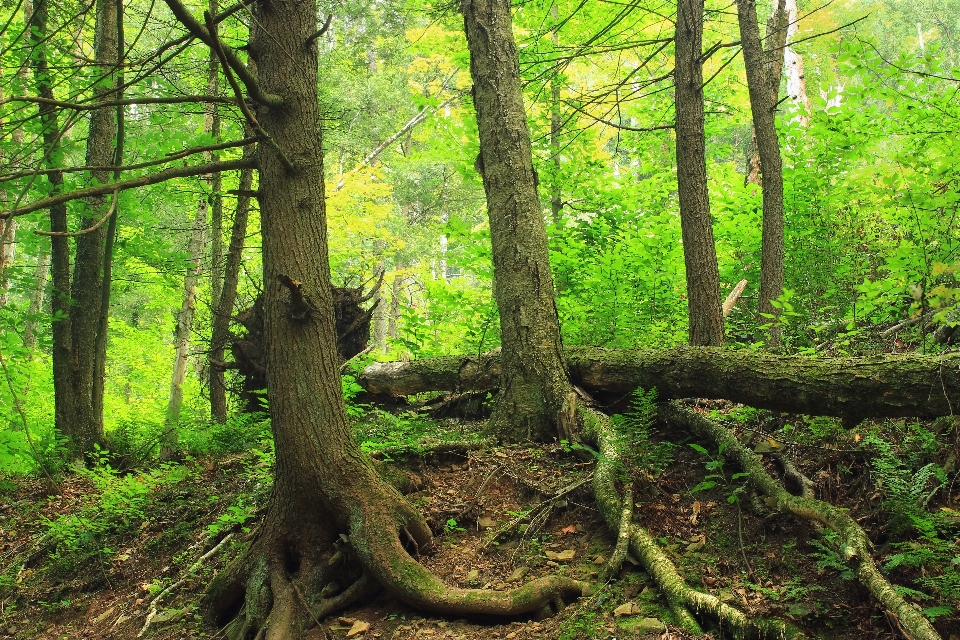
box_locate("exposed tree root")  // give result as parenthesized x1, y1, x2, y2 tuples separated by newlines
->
(368, 437, 496, 460)
(581, 407, 788, 639)
(205, 460, 588, 639)
(600, 485, 633, 582)
(662, 402, 943, 640)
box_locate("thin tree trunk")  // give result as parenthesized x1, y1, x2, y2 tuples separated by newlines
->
(462, 0, 572, 441)
(744, 0, 787, 185)
(782, 0, 809, 125)
(674, 0, 725, 346)
(69, 0, 119, 453)
(0, 219, 15, 307)
(737, 0, 786, 349)
(29, 0, 76, 443)
(372, 264, 388, 352)
(166, 23, 220, 442)
(23, 252, 50, 350)
(209, 156, 254, 423)
(207, 0, 224, 314)
(388, 271, 401, 340)
(91, 0, 125, 426)
(549, 1, 562, 223)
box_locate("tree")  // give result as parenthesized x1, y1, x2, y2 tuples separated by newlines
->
(5, 0, 584, 634)
(674, 0, 725, 346)
(739, 0, 787, 348)
(462, 0, 577, 442)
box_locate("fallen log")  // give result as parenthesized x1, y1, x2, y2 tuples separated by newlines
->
(359, 346, 960, 420)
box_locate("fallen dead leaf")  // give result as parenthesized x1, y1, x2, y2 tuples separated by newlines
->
(346, 620, 370, 637)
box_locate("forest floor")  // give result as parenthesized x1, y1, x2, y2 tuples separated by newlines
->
(1, 404, 958, 640)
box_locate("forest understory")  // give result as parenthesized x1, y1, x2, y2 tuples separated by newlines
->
(3, 392, 959, 640)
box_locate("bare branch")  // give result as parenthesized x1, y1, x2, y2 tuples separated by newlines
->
(305, 14, 332, 47)
(35, 190, 119, 236)
(0, 158, 256, 219)
(160, 0, 283, 107)
(202, 11, 293, 171)
(1, 95, 238, 111)
(0, 137, 257, 183)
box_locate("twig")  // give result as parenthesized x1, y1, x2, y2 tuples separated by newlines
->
(1, 157, 255, 219)
(0, 136, 257, 183)
(138, 533, 234, 637)
(35, 189, 118, 236)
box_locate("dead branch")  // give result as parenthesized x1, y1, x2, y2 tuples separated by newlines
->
(1, 157, 255, 219)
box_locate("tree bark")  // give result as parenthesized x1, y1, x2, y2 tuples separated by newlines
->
(674, 0, 725, 346)
(463, 0, 572, 441)
(359, 346, 960, 421)
(162, 193, 207, 457)
(67, 0, 119, 453)
(737, 0, 786, 349)
(29, 0, 77, 444)
(192, 0, 582, 634)
(209, 158, 254, 423)
(22, 251, 50, 350)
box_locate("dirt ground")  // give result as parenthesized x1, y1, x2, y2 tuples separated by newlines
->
(2, 409, 959, 640)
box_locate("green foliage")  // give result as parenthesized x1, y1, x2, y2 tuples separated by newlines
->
(807, 530, 855, 580)
(610, 387, 676, 474)
(42, 459, 194, 566)
(688, 442, 749, 504)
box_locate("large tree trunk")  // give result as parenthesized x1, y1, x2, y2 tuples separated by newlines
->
(463, 0, 572, 442)
(674, 0, 725, 347)
(196, 0, 581, 634)
(359, 346, 960, 421)
(737, 0, 786, 348)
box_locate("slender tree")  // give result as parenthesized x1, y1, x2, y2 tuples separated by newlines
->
(462, 0, 577, 442)
(738, 0, 786, 348)
(674, 0, 725, 346)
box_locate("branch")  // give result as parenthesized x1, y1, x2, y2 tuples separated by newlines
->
(564, 100, 673, 132)
(0, 95, 237, 111)
(0, 157, 256, 219)
(305, 14, 332, 47)
(359, 92, 463, 168)
(35, 190, 119, 236)
(161, 0, 283, 107)
(0, 137, 257, 183)
(203, 11, 293, 172)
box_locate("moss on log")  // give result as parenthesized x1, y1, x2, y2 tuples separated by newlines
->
(360, 346, 960, 420)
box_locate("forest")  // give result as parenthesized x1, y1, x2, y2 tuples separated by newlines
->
(0, 0, 959, 637)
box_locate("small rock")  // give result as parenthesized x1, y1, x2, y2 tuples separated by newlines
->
(338, 617, 356, 625)
(545, 561, 559, 568)
(478, 516, 496, 528)
(613, 602, 641, 617)
(508, 567, 529, 581)
(636, 617, 663, 633)
(346, 620, 370, 637)
(592, 555, 605, 565)
(506, 634, 516, 639)
(544, 549, 575, 562)
(466, 570, 480, 582)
